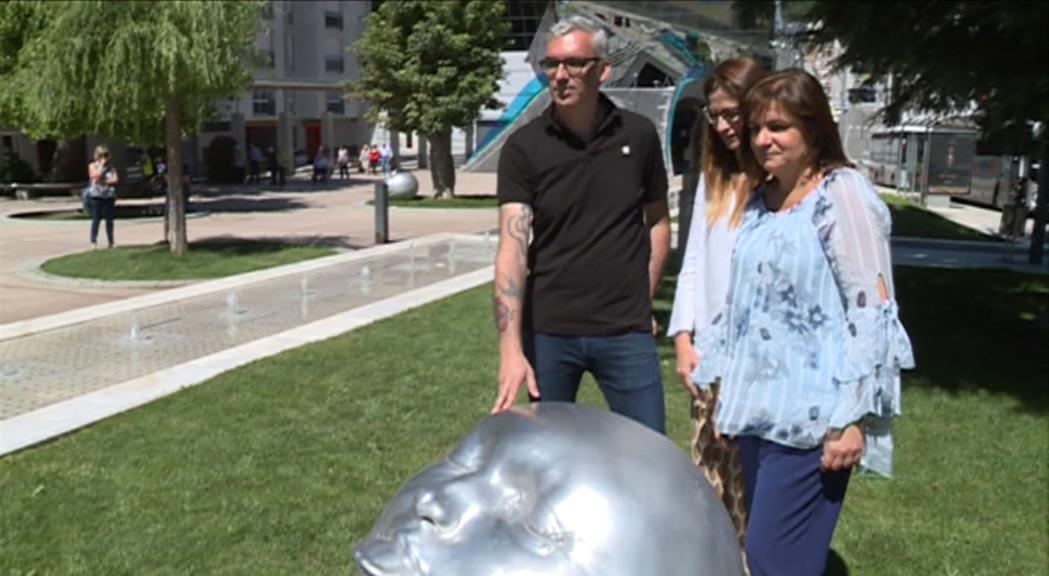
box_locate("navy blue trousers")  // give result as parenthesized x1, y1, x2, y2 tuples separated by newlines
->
(526, 332, 665, 434)
(738, 436, 851, 576)
(88, 196, 115, 246)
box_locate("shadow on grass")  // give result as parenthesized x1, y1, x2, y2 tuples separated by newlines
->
(191, 176, 376, 196)
(884, 199, 999, 242)
(9, 203, 203, 221)
(189, 196, 310, 214)
(367, 194, 499, 209)
(826, 549, 850, 575)
(188, 235, 363, 252)
(895, 266, 1048, 415)
(656, 256, 1048, 416)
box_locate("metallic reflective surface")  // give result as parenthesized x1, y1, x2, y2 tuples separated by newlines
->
(354, 403, 743, 576)
(386, 171, 419, 198)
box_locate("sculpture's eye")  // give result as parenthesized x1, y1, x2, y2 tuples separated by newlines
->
(446, 435, 487, 471)
(518, 513, 569, 556)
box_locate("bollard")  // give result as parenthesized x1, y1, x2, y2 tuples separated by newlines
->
(374, 181, 389, 244)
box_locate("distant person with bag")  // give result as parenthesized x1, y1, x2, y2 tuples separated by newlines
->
(85, 145, 119, 249)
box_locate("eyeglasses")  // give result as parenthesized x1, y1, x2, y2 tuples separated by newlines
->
(539, 57, 601, 76)
(702, 106, 742, 126)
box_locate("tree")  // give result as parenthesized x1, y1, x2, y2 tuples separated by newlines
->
(351, 0, 508, 198)
(0, 1, 260, 255)
(803, 1, 1049, 264)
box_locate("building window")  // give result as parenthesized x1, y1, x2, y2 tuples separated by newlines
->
(504, 0, 545, 51)
(260, 1, 273, 19)
(848, 86, 877, 104)
(325, 10, 343, 30)
(2, 134, 13, 152)
(261, 49, 275, 68)
(325, 55, 344, 73)
(326, 91, 345, 115)
(253, 90, 276, 115)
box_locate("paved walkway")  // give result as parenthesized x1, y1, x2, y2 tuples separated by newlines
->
(0, 171, 500, 324)
(0, 234, 497, 454)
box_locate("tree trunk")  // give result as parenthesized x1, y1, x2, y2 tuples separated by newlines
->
(1028, 127, 1048, 265)
(428, 129, 455, 198)
(165, 96, 188, 256)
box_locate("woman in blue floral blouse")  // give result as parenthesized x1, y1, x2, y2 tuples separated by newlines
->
(693, 69, 915, 575)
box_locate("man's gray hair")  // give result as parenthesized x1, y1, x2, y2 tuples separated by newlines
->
(547, 16, 609, 60)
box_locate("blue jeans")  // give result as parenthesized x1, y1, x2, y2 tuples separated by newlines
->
(526, 332, 665, 433)
(88, 196, 115, 246)
(737, 436, 851, 576)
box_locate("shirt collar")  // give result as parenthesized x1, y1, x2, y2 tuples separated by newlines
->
(544, 93, 622, 141)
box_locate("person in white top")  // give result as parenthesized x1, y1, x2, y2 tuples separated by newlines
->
(667, 57, 768, 563)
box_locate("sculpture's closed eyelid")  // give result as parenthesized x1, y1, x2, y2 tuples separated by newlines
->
(518, 513, 571, 556)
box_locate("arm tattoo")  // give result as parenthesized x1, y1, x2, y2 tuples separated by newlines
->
(497, 274, 523, 301)
(507, 205, 532, 265)
(493, 296, 512, 333)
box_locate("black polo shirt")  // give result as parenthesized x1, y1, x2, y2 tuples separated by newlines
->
(497, 93, 668, 336)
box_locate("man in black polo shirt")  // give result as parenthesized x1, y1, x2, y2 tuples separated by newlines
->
(492, 16, 671, 433)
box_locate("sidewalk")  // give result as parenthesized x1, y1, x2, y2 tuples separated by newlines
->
(0, 171, 499, 324)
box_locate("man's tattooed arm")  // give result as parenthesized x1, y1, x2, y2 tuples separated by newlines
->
(493, 204, 531, 337)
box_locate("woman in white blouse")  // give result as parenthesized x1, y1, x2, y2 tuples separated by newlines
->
(668, 57, 767, 553)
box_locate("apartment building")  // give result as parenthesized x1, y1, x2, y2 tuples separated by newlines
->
(198, 0, 374, 169)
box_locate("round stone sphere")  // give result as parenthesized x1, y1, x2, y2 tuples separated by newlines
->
(385, 171, 419, 199)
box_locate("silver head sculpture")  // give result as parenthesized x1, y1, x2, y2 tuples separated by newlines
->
(353, 403, 743, 576)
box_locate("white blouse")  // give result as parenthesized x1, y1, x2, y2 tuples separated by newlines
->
(668, 174, 740, 374)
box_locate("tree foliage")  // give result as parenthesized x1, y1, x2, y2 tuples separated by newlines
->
(804, 1, 1049, 263)
(0, 0, 259, 145)
(351, 0, 508, 196)
(0, 0, 260, 255)
(804, 1, 1048, 136)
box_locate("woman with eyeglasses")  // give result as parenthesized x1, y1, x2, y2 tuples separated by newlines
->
(668, 57, 768, 559)
(85, 144, 119, 249)
(693, 69, 915, 575)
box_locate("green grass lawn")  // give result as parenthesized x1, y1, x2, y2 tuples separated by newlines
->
(881, 194, 999, 242)
(40, 239, 337, 281)
(1, 267, 1045, 575)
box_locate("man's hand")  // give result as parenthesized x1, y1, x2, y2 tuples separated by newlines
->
(673, 332, 699, 399)
(821, 423, 864, 472)
(492, 350, 538, 413)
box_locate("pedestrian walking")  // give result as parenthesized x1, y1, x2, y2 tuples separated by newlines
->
(380, 143, 393, 175)
(368, 145, 380, 175)
(337, 145, 351, 180)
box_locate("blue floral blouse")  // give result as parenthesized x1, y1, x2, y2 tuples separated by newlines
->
(694, 168, 915, 476)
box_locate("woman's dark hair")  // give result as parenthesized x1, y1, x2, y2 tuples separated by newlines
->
(700, 57, 768, 227)
(741, 68, 852, 179)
